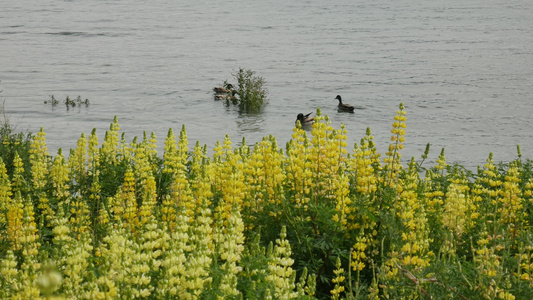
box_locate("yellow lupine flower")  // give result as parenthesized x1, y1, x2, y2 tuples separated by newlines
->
(216, 135, 246, 216)
(50, 149, 70, 203)
(349, 127, 380, 195)
(524, 178, 533, 204)
(20, 196, 41, 258)
(351, 231, 368, 272)
(477, 153, 503, 198)
(214, 202, 245, 298)
(88, 128, 100, 168)
(177, 125, 189, 165)
(243, 138, 268, 212)
(424, 148, 446, 218)
(498, 161, 525, 235)
(344, 128, 381, 255)
(516, 245, 533, 285)
(384, 251, 400, 279)
(121, 165, 138, 229)
(69, 133, 88, 188)
(332, 172, 351, 228)
(160, 194, 177, 230)
(383, 103, 406, 187)
(6, 193, 24, 250)
(396, 158, 432, 269)
(442, 180, 475, 239)
(190, 141, 213, 213)
(244, 135, 285, 216)
(0, 158, 13, 231)
(52, 205, 71, 244)
(61, 234, 93, 298)
(118, 131, 134, 163)
(266, 226, 298, 300)
(162, 128, 179, 175)
(148, 131, 158, 163)
(11, 151, 26, 194)
(184, 198, 213, 299)
(87, 129, 102, 221)
(170, 145, 195, 222)
(474, 228, 507, 300)
(309, 113, 343, 202)
(435, 148, 447, 171)
(101, 116, 120, 165)
(0, 250, 19, 297)
(98, 223, 136, 297)
(157, 215, 189, 298)
(286, 125, 312, 210)
(30, 128, 54, 224)
(498, 291, 516, 300)
(161, 128, 187, 229)
(133, 135, 158, 225)
(69, 199, 91, 239)
(126, 219, 167, 298)
(331, 257, 345, 300)
(29, 127, 50, 191)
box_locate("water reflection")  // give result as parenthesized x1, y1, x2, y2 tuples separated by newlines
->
(236, 113, 265, 134)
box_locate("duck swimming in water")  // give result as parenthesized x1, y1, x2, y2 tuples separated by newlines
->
(295, 112, 314, 126)
(213, 83, 234, 94)
(214, 90, 238, 101)
(335, 95, 355, 112)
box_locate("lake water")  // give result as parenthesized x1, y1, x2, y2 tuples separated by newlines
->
(2, 0, 532, 170)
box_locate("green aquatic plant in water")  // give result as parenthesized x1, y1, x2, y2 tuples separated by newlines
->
(233, 68, 267, 113)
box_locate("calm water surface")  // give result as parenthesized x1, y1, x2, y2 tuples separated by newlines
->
(1, 0, 532, 169)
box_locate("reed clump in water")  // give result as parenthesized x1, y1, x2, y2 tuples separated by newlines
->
(233, 68, 267, 113)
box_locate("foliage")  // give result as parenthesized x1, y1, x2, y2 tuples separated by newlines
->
(0, 104, 532, 299)
(233, 68, 267, 113)
(0, 102, 33, 177)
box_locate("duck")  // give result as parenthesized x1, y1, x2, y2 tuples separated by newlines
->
(213, 83, 234, 94)
(335, 95, 355, 112)
(214, 90, 238, 101)
(295, 112, 314, 126)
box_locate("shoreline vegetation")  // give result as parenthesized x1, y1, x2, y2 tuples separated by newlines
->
(0, 103, 532, 299)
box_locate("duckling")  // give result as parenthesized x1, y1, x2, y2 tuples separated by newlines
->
(335, 95, 355, 112)
(213, 83, 234, 94)
(295, 112, 314, 126)
(214, 90, 238, 101)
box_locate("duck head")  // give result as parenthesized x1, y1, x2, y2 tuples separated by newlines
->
(295, 112, 314, 126)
